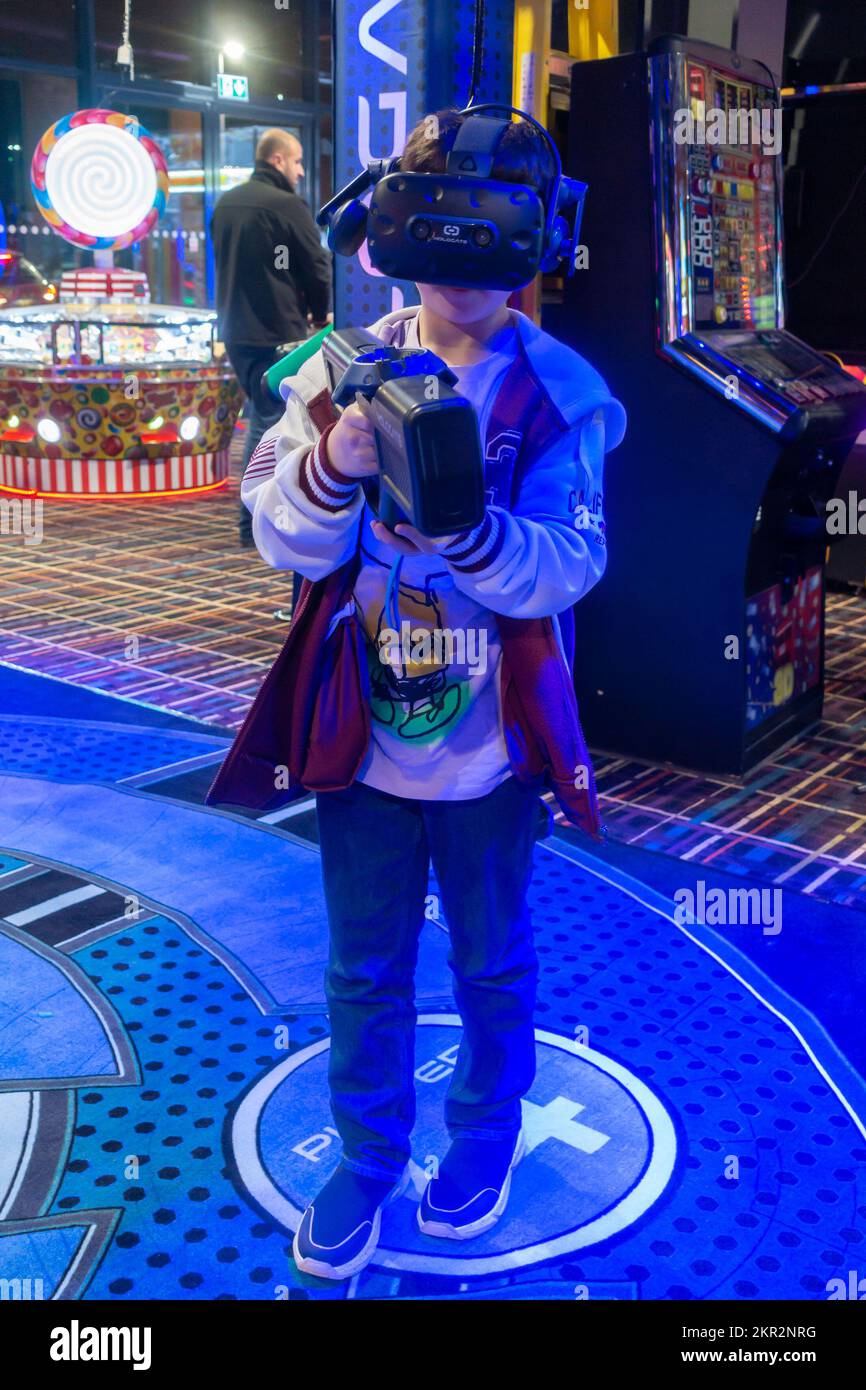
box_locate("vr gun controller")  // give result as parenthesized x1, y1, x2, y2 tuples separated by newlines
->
(322, 329, 486, 538)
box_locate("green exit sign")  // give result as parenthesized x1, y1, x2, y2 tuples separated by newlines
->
(219, 73, 249, 101)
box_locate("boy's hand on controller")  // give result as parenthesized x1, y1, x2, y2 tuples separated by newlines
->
(371, 521, 462, 556)
(326, 396, 379, 478)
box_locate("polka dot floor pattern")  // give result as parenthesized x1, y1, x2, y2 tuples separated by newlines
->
(1, 684, 865, 1300)
(2, 841, 862, 1299)
(528, 851, 865, 1301)
(54, 917, 333, 1301)
(0, 715, 227, 784)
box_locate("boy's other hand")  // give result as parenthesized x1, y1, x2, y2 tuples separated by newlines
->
(326, 396, 379, 478)
(371, 520, 462, 556)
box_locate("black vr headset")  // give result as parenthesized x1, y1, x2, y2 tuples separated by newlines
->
(316, 104, 588, 291)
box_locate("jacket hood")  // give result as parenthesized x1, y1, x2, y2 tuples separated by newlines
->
(282, 304, 627, 453)
(371, 306, 626, 450)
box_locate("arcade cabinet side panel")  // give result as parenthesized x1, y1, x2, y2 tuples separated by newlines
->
(564, 52, 658, 365)
(560, 52, 759, 774)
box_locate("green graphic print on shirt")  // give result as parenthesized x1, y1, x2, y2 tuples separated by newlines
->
(361, 566, 477, 745)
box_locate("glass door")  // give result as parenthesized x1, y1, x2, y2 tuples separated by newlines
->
(111, 103, 207, 308)
(218, 116, 306, 196)
(0, 72, 79, 286)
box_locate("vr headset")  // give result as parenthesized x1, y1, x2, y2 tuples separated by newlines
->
(322, 328, 486, 537)
(316, 103, 587, 291)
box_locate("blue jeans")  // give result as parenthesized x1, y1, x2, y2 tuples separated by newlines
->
(241, 390, 283, 469)
(315, 776, 540, 1180)
(227, 343, 284, 541)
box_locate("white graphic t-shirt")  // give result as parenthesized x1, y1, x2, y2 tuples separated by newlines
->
(354, 315, 519, 800)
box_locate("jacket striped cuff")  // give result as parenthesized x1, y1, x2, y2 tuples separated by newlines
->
(298, 425, 359, 513)
(440, 509, 505, 573)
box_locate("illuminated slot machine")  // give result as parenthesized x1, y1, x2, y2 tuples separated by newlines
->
(559, 36, 866, 774)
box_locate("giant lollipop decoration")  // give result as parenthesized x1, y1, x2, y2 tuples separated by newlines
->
(30, 109, 168, 250)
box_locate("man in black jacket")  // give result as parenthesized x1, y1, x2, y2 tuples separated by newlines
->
(212, 129, 332, 545)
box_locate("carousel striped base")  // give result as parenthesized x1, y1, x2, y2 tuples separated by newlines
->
(0, 450, 230, 499)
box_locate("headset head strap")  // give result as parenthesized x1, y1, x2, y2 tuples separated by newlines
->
(445, 115, 510, 179)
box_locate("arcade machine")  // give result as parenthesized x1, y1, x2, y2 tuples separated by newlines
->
(560, 37, 866, 775)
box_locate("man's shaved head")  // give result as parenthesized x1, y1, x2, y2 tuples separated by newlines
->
(256, 129, 305, 189)
(256, 129, 300, 163)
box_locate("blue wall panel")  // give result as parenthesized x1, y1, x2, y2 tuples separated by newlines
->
(333, 0, 514, 325)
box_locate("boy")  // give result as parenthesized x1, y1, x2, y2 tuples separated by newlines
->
(210, 109, 626, 1279)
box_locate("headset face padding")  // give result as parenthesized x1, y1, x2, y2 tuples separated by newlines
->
(328, 199, 369, 256)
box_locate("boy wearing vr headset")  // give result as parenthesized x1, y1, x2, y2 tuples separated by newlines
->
(208, 107, 626, 1280)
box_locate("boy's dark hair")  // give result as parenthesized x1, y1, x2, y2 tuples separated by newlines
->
(401, 108, 557, 193)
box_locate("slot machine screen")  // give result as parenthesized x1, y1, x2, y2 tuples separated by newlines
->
(685, 59, 778, 331)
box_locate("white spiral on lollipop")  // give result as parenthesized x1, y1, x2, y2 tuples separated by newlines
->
(44, 123, 158, 241)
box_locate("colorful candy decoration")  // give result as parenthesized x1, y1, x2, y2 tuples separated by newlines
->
(0, 364, 242, 499)
(30, 109, 169, 251)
